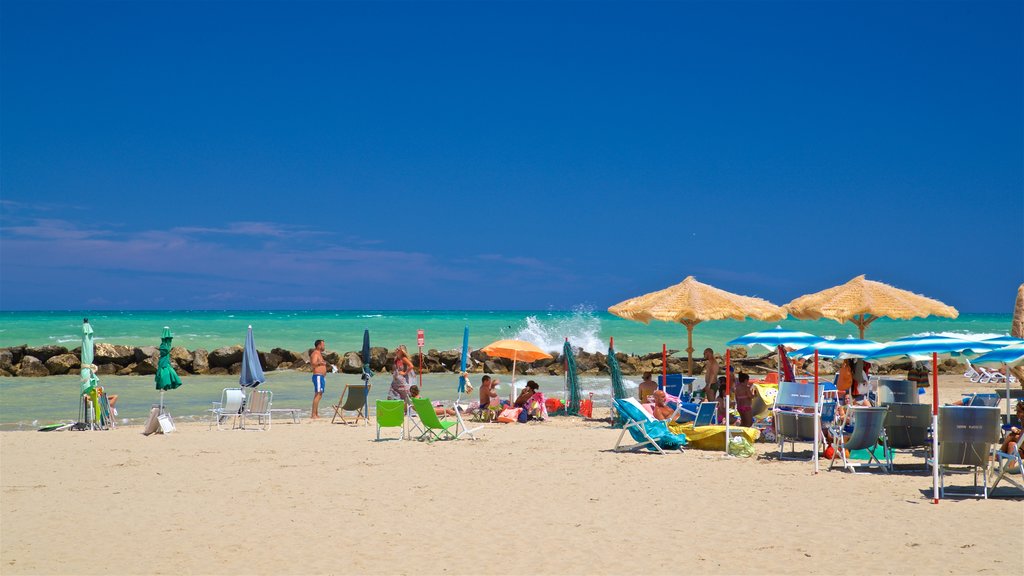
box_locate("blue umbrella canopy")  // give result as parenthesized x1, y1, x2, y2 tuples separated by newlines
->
(969, 343, 1024, 367)
(726, 326, 821, 350)
(458, 326, 469, 394)
(239, 325, 266, 388)
(789, 337, 885, 360)
(155, 327, 183, 391)
(866, 334, 1004, 361)
(981, 335, 1024, 348)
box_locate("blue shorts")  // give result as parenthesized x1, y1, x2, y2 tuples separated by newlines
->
(312, 374, 325, 394)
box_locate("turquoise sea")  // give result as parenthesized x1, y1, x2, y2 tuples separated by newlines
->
(0, 309, 1013, 428)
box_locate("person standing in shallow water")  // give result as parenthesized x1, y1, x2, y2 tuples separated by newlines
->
(310, 339, 327, 419)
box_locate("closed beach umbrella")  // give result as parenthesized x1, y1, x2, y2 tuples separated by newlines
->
(867, 334, 1002, 504)
(80, 319, 99, 395)
(457, 326, 469, 399)
(563, 339, 581, 415)
(155, 327, 183, 410)
(361, 329, 373, 419)
(239, 325, 266, 388)
(609, 275, 786, 375)
(785, 274, 959, 339)
(480, 339, 552, 403)
(607, 339, 627, 401)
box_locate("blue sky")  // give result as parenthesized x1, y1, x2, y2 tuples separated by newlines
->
(2, 1, 1021, 312)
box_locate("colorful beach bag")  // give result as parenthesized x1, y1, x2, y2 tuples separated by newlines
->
(496, 407, 521, 423)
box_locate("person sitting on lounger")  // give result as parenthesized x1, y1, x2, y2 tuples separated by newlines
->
(998, 400, 1024, 458)
(409, 385, 456, 417)
(651, 389, 675, 421)
(638, 372, 658, 402)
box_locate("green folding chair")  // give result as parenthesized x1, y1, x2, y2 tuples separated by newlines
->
(411, 397, 458, 442)
(376, 400, 406, 441)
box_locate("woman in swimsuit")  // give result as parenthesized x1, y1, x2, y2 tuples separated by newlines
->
(387, 346, 415, 402)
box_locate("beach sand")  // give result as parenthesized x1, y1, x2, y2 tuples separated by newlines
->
(2, 376, 1021, 575)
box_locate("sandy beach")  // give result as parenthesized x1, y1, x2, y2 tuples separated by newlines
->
(2, 375, 1021, 576)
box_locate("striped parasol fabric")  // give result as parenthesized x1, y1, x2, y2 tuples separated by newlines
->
(726, 326, 821, 350)
(969, 343, 1024, 368)
(866, 334, 1004, 362)
(789, 337, 884, 359)
(980, 335, 1024, 348)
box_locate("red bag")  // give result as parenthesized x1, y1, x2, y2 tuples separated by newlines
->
(545, 398, 564, 413)
(579, 399, 593, 418)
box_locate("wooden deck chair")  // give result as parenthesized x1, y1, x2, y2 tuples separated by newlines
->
(242, 389, 273, 430)
(332, 384, 370, 425)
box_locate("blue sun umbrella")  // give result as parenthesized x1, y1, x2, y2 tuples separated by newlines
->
(726, 326, 821, 350)
(239, 325, 266, 388)
(969, 343, 1024, 420)
(789, 337, 885, 360)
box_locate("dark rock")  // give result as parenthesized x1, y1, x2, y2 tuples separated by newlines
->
(341, 351, 363, 374)
(136, 356, 159, 375)
(117, 363, 137, 376)
(170, 346, 192, 371)
(45, 353, 80, 374)
(438, 349, 460, 369)
(16, 355, 50, 377)
(271, 347, 301, 363)
(209, 367, 229, 376)
(370, 347, 388, 371)
(0, 349, 14, 372)
(134, 346, 159, 363)
(209, 346, 243, 368)
(0, 368, 11, 377)
(95, 363, 120, 375)
(5, 345, 27, 364)
(25, 345, 68, 363)
(277, 361, 293, 370)
(192, 349, 209, 374)
(484, 360, 504, 373)
(228, 362, 243, 375)
(94, 343, 135, 364)
(259, 351, 282, 371)
(323, 351, 342, 366)
(729, 347, 748, 360)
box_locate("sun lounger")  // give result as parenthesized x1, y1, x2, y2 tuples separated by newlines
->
(990, 437, 1023, 494)
(410, 397, 458, 441)
(830, 406, 891, 473)
(332, 384, 370, 425)
(241, 389, 272, 430)
(773, 381, 818, 461)
(877, 378, 918, 404)
(937, 406, 1001, 499)
(692, 401, 717, 427)
(882, 402, 932, 469)
(965, 393, 1000, 408)
(375, 400, 405, 441)
(612, 398, 686, 454)
(209, 388, 245, 430)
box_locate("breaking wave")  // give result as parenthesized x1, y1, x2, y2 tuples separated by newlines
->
(504, 305, 605, 354)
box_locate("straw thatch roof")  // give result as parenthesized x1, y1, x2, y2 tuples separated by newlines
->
(1012, 283, 1023, 386)
(608, 276, 785, 374)
(784, 274, 958, 337)
(608, 276, 786, 325)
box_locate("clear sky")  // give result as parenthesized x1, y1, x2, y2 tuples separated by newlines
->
(1, 1, 1021, 312)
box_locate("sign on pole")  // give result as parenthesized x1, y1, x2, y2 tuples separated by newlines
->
(416, 329, 425, 388)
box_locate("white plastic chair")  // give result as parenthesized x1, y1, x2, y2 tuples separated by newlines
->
(210, 388, 245, 430)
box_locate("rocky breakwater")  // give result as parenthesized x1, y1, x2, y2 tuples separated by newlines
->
(0, 343, 967, 378)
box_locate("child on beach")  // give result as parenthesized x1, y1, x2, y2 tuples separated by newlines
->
(409, 385, 456, 417)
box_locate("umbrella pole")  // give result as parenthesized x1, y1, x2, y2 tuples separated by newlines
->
(932, 352, 939, 504)
(724, 350, 731, 454)
(1005, 362, 1011, 421)
(662, 343, 667, 392)
(510, 352, 518, 405)
(813, 349, 820, 474)
(685, 323, 695, 376)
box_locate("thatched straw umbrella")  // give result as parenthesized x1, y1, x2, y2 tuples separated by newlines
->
(784, 274, 958, 339)
(1012, 283, 1024, 386)
(608, 276, 786, 375)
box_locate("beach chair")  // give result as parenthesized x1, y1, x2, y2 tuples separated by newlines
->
(209, 388, 245, 430)
(937, 406, 1001, 499)
(963, 358, 984, 382)
(883, 402, 932, 469)
(611, 398, 686, 455)
(692, 402, 717, 427)
(331, 384, 370, 425)
(830, 406, 891, 473)
(966, 393, 1000, 408)
(990, 437, 1023, 494)
(411, 397, 458, 442)
(452, 403, 483, 440)
(241, 389, 273, 430)
(773, 381, 818, 461)
(375, 400, 405, 441)
(877, 378, 918, 405)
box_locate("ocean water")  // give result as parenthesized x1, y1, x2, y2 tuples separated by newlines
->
(0, 308, 1013, 356)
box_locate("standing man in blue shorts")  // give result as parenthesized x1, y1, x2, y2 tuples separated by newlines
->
(310, 339, 327, 419)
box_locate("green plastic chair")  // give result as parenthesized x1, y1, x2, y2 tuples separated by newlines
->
(411, 397, 458, 441)
(376, 400, 406, 441)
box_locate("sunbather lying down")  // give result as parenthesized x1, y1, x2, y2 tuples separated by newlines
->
(409, 386, 456, 417)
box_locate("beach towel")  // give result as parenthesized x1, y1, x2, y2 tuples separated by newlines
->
(497, 407, 521, 423)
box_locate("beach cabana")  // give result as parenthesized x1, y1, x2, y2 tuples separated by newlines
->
(867, 335, 1002, 502)
(480, 339, 552, 403)
(785, 274, 959, 339)
(608, 275, 786, 375)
